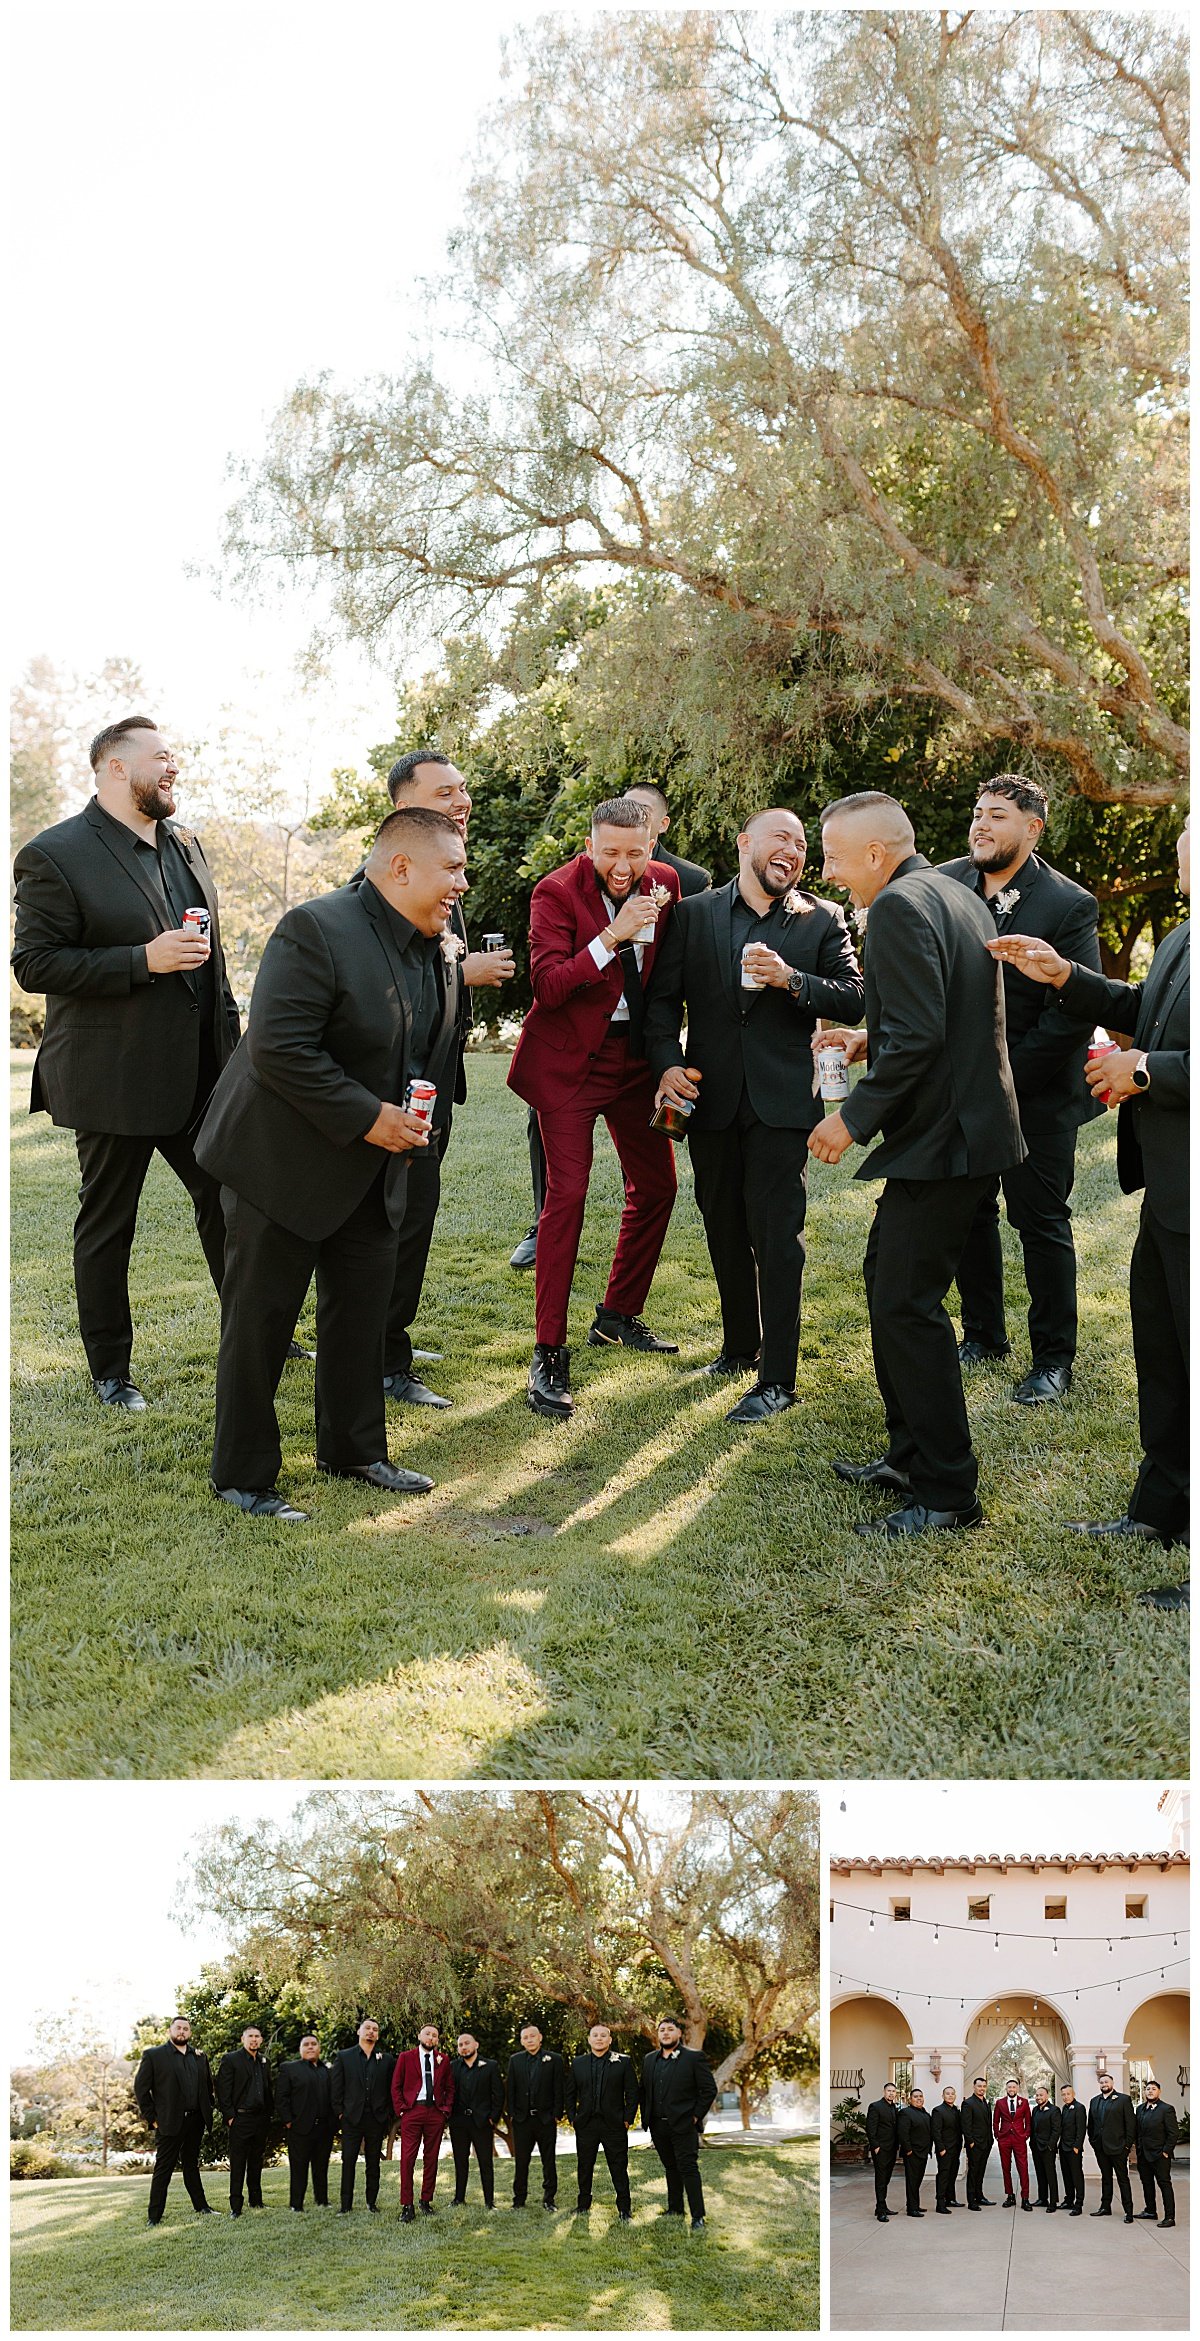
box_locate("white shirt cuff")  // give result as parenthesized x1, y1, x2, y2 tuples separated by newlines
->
(589, 933, 616, 969)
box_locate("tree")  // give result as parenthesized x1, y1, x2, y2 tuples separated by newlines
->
(226, 10, 1187, 811)
(29, 2006, 146, 2169)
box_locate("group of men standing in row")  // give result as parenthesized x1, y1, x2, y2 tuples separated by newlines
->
(865, 2074, 1179, 2226)
(134, 2013, 719, 2229)
(13, 722, 1188, 1587)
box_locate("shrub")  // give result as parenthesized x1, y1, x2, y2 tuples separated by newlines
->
(11, 2142, 73, 2179)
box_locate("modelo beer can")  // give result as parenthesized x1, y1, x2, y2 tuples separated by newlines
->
(482, 932, 506, 952)
(405, 1078, 438, 1127)
(815, 1042, 850, 1111)
(182, 906, 211, 942)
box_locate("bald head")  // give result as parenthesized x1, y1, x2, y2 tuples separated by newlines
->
(820, 791, 915, 908)
(736, 807, 806, 904)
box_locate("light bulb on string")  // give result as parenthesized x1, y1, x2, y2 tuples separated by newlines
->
(933, 1925, 939, 1943)
(1053, 1939, 1058, 1955)
(868, 1914, 875, 1931)
(994, 1934, 1000, 1952)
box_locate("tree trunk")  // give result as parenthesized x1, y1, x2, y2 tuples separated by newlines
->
(739, 2081, 752, 2131)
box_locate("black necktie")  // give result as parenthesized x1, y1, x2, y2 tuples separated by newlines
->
(616, 940, 646, 1056)
(424, 2053, 434, 2101)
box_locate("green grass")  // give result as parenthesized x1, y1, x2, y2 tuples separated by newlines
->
(10, 1050, 1187, 1780)
(9, 2136, 816, 2332)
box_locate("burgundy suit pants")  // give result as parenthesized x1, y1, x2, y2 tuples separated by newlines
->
(398, 2105, 446, 2205)
(997, 2135, 1030, 2198)
(534, 1033, 676, 1347)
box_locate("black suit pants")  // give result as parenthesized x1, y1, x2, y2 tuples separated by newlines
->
(1137, 2149, 1175, 2221)
(864, 1174, 994, 1512)
(956, 1132, 1079, 1368)
(574, 2116, 631, 2213)
(650, 2118, 705, 2218)
(964, 2138, 991, 2206)
(1094, 2146, 1133, 2214)
(450, 2119, 495, 2205)
(73, 1116, 225, 1380)
(1128, 1204, 1189, 1538)
(147, 2112, 209, 2221)
(384, 1121, 448, 1377)
(212, 1171, 395, 1489)
(228, 2117, 268, 2212)
(339, 2117, 389, 2210)
(1031, 2141, 1058, 2207)
(903, 2151, 928, 2214)
(689, 1101, 808, 1387)
(872, 2144, 897, 2214)
(287, 2125, 333, 2208)
(511, 2114, 558, 2205)
(935, 2144, 961, 2209)
(1059, 2146, 1085, 2209)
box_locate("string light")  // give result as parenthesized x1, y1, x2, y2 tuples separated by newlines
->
(834, 1901, 1187, 1946)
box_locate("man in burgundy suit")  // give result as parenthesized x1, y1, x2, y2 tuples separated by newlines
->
(392, 2024, 455, 2220)
(508, 797, 681, 1418)
(993, 2078, 1033, 2209)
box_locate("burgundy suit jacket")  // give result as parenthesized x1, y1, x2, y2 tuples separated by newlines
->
(507, 853, 680, 1112)
(993, 2094, 1032, 2143)
(391, 2047, 455, 2118)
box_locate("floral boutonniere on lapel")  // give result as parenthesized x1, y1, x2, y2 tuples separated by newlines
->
(440, 928, 466, 974)
(852, 906, 869, 940)
(173, 825, 196, 851)
(609, 2050, 623, 2064)
(781, 885, 812, 916)
(992, 887, 1022, 922)
(647, 881, 672, 918)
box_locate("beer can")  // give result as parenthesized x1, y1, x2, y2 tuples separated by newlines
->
(482, 932, 507, 952)
(182, 906, 211, 942)
(1087, 1031, 1117, 1107)
(815, 1043, 850, 1109)
(404, 1078, 438, 1127)
(741, 941, 765, 990)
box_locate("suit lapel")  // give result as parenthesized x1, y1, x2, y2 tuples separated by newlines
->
(83, 800, 171, 929)
(1140, 918, 1189, 1033)
(356, 883, 414, 1066)
(712, 879, 739, 1012)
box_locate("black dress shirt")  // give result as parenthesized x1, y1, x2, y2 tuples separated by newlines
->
(174, 2046, 200, 2112)
(368, 884, 443, 1077)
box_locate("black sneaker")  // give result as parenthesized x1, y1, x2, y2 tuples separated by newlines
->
(588, 1307, 678, 1353)
(528, 1343, 574, 1418)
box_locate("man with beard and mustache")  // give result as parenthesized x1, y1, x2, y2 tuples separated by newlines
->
(12, 719, 240, 1410)
(275, 2034, 336, 2211)
(134, 2015, 215, 2225)
(809, 793, 1024, 1537)
(644, 809, 862, 1421)
(507, 798, 681, 1419)
(1087, 2072, 1136, 2220)
(941, 775, 1104, 1408)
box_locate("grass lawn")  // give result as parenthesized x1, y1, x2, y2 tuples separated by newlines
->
(9, 2135, 817, 2332)
(10, 1049, 1187, 1780)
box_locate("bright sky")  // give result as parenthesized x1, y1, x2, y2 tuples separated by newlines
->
(827, 1781, 1182, 1861)
(7, 1783, 695, 2064)
(9, 1, 532, 799)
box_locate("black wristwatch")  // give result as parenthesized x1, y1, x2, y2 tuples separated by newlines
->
(786, 969, 806, 1001)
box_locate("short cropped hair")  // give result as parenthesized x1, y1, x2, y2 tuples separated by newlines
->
(626, 783, 669, 818)
(592, 796, 650, 832)
(387, 748, 455, 802)
(820, 790, 903, 824)
(89, 717, 159, 771)
(976, 771, 1049, 822)
(657, 2014, 685, 2029)
(371, 805, 462, 856)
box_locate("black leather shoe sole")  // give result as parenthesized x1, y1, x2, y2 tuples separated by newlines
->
(527, 1389, 573, 1418)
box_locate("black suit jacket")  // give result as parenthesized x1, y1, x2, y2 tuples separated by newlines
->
(930, 2103, 963, 2153)
(643, 881, 864, 1130)
(329, 2046, 396, 2128)
(505, 2047, 566, 2123)
(275, 2058, 334, 2135)
(216, 2047, 274, 2124)
(866, 2096, 900, 2152)
(1058, 2101, 1087, 2152)
(959, 2095, 992, 2149)
(449, 2056, 504, 2128)
(1135, 2098, 1179, 2156)
(653, 843, 712, 899)
(348, 873, 473, 1110)
(897, 2106, 932, 2155)
(640, 2046, 718, 2131)
(12, 802, 239, 1135)
(1030, 2103, 1062, 2153)
(940, 853, 1104, 1137)
(841, 854, 1025, 1180)
(134, 2042, 214, 2135)
(565, 2051, 640, 2127)
(1088, 2090, 1136, 2156)
(195, 881, 462, 1241)
(1059, 920, 1189, 1233)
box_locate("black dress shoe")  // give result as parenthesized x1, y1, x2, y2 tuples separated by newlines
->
(1013, 1362, 1072, 1405)
(1004, 2195, 1015, 2207)
(691, 2215, 706, 2230)
(588, 1306, 678, 1352)
(94, 1375, 147, 1410)
(1159, 2217, 1176, 2227)
(1046, 2204, 1057, 2213)
(726, 1381, 796, 1424)
(572, 2203, 590, 2215)
(907, 2208, 925, 2217)
(1136, 2208, 1158, 2218)
(420, 2201, 435, 2215)
(211, 1483, 309, 1521)
(401, 2204, 415, 2222)
(451, 2195, 466, 2206)
(286, 1337, 315, 1361)
(832, 1455, 912, 1492)
(383, 1371, 452, 1408)
(1090, 2207, 1111, 2216)
(367, 2202, 380, 2214)
(195, 2204, 213, 2214)
(1021, 2199, 1032, 2211)
(1138, 1579, 1190, 1611)
(1069, 2207, 1081, 2215)
(1124, 2212, 1134, 2223)
(856, 1501, 984, 1537)
(979, 2196, 994, 2205)
(935, 2205, 951, 2214)
(528, 1343, 573, 1418)
(336, 2206, 352, 2215)
(1069, 1513, 1165, 1543)
(967, 2203, 980, 2211)
(509, 1226, 539, 1270)
(543, 2199, 556, 2211)
(958, 1338, 1010, 1365)
(317, 1459, 434, 1493)
(618, 2211, 632, 2222)
(702, 1351, 759, 1377)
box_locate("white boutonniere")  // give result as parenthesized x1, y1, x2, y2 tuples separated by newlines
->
(440, 928, 466, 971)
(852, 906, 869, 938)
(992, 888, 1021, 920)
(648, 882, 671, 914)
(173, 825, 196, 849)
(782, 886, 812, 916)
(609, 2050, 623, 2063)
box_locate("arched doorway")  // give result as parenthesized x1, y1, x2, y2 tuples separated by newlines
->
(1125, 1991, 1190, 2111)
(964, 1993, 1073, 2100)
(830, 1994, 913, 2107)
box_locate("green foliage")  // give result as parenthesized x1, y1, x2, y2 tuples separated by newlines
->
(11, 2142, 73, 2179)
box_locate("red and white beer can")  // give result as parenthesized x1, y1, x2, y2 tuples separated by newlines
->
(182, 906, 211, 942)
(1087, 1030, 1117, 1107)
(405, 1078, 438, 1127)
